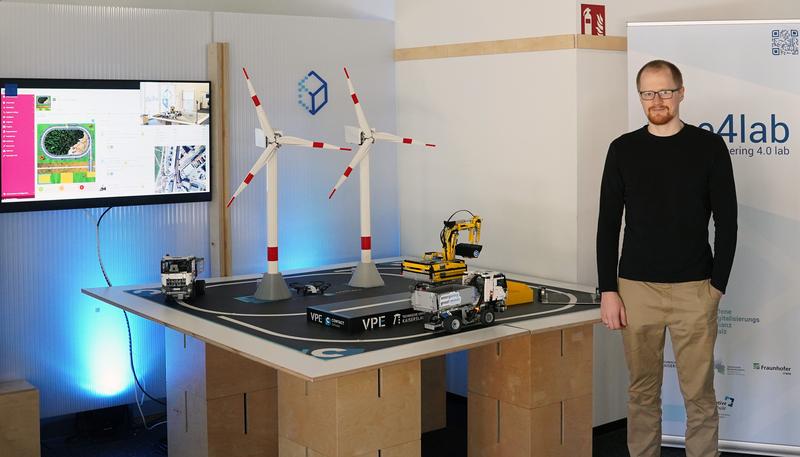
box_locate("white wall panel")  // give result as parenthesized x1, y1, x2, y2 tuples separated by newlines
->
(576, 50, 629, 426)
(396, 51, 579, 283)
(576, 50, 627, 288)
(0, 2, 211, 417)
(10, 0, 395, 20)
(0, 2, 210, 81)
(213, 13, 397, 275)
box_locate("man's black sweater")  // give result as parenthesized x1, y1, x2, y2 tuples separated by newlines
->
(596, 123, 738, 293)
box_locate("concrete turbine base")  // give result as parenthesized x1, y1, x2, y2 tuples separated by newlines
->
(348, 261, 385, 288)
(254, 272, 292, 301)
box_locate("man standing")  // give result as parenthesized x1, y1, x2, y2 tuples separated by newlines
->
(596, 60, 737, 457)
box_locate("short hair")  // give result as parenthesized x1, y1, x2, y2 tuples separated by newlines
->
(636, 60, 683, 90)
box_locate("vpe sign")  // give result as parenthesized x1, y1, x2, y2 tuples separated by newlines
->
(297, 71, 328, 115)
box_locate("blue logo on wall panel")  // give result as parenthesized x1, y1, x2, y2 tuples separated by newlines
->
(298, 71, 328, 115)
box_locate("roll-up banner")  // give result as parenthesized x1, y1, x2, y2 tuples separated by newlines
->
(628, 20, 800, 456)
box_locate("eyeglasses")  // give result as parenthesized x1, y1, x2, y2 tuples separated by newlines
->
(639, 88, 681, 100)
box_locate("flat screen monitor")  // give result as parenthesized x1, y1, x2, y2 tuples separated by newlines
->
(0, 78, 211, 213)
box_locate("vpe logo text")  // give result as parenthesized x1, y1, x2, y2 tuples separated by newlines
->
(298, 71, 328, 115)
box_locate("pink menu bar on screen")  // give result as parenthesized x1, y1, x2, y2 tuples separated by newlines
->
(1, 94, 35, 200)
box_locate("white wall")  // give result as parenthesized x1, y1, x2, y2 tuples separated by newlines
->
(396, 51, 579, 282)
(396, 0, 574, 47)
(576, 50, 626, 287)
(6, 0, 395, 20)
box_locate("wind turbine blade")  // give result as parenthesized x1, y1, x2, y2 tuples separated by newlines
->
(242, 67, 275, 140)
(277, 136, 351, 151)
(226, 144, 277, 208)
(343, 67, 371, 134)
(374, 131, 436, 147)
(328, 142, 372, 199)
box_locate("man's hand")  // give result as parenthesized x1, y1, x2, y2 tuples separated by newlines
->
(601, 291, 627, 330)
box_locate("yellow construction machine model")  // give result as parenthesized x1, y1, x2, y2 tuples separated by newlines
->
(402, 211, 483, 283)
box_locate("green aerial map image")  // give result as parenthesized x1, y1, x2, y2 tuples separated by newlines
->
(36, 123, 96, 184)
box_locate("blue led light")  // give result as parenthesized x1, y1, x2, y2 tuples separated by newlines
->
(68, 216, 165, 401)
(78, 305, 133, 397)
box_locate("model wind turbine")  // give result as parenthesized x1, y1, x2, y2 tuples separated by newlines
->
(329, 67, 436, 288)
(229, 68, 351, 301)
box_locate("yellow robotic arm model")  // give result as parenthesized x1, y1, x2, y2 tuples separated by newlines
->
(436, 214, 482, 262)
(402, 210, 533, 306)
(402, 210, 483, 283)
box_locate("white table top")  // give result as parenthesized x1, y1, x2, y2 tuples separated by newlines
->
(82, 261, 600, 381)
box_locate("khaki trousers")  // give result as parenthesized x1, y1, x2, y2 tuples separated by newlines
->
(618, 278, 721, 457)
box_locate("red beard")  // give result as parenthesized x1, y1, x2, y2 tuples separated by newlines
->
(647, 106, 675, 125)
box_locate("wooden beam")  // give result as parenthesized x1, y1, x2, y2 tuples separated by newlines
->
(207, 42, 232, 277)
(395, 35, 626, 61)
(576, 34, 627, 51)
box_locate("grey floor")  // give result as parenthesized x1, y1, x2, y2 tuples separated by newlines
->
(40, 397, 763, 457)
(41, 426, 167, 457)
(592, 427, 761, 457)
(423, 396, 761, 457)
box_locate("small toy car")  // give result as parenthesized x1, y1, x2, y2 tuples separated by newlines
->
(289, 281, 330, 296)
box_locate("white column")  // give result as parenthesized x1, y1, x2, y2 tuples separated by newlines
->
(359, 153, 372, 263)
(266, 152, 279, 274)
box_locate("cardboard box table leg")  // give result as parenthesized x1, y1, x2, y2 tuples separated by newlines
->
(278, 360, 421, 457)
(0, 380, 40, 457)
(468, 324, 593, 457)
(165, 328, 278, 457)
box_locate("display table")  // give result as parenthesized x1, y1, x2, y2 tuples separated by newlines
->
(82, 261, 599, 457)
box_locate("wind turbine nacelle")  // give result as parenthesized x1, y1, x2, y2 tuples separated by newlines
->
(255, 128, 266, 148)
(344, 125, 363, 145)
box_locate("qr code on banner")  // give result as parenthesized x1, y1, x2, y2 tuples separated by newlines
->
(771, 29, 799, 55)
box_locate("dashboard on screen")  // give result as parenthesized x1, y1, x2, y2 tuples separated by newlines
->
(0, 78, 211, 213)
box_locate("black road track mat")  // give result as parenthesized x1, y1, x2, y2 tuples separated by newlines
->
(126, 262, 598, 360)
